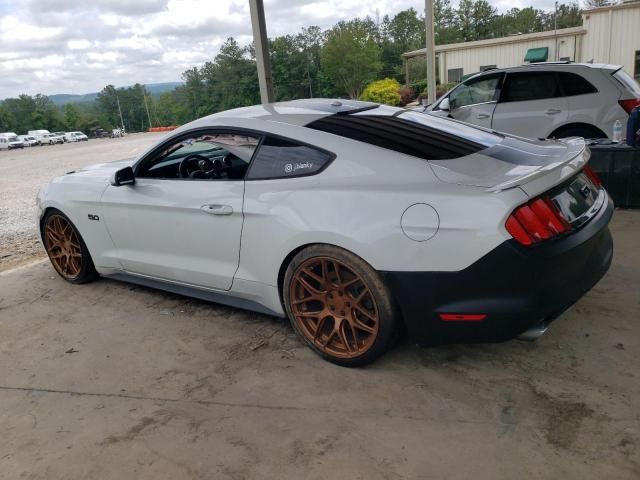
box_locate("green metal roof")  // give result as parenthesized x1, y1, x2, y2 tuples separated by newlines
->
(525, 47, 549, 63)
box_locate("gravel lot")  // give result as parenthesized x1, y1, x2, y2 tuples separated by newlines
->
(0, 142, 638, 479)
(0, 133, 164, 271)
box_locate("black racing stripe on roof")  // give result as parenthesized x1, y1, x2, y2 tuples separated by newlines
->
(306, 114, 484, 160)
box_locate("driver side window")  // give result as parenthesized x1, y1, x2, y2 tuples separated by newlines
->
(449, 73, 503, 110)
(137, 132, 260, 180)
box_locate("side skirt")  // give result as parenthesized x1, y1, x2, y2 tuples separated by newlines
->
(106, 272, 282, 317)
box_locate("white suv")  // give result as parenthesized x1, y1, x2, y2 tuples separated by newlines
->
(428, 62, 640, 139)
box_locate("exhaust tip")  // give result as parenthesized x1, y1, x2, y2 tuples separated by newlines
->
(518, 323, 548, 342)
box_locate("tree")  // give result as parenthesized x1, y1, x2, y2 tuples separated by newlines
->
(556, 3, 583, 29)
(321, 21, 382, 98)
(200, 37, 260, 113)
(0, 103, 16, 132)
(96, 85, 120, 129)
(457, 0, 497, 41)
(434, 0, 461, 44)
(583, 0, 612, 8)
(64, 103, 80, 130)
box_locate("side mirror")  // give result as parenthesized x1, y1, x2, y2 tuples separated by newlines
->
(110, 166, 135, 186)
(439, 97, 450, 111)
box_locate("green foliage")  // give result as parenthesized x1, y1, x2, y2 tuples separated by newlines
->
(321, 20, 382, 98)
(360, 78, 402, 106)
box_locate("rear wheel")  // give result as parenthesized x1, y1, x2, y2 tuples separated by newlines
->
(42, 210, 98, 284)
(283, 245, 397, 367)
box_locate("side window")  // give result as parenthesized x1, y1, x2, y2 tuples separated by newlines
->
(558, 72, 597, 96)
(449, 73, 503, 110)
(137, 132, 260, 180)
(246, 136, 333, 180)
(501, 72, 560, 102)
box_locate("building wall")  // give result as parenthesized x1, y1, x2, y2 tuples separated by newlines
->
(582, 5, 640, 78)
(439, 34, 580, 83)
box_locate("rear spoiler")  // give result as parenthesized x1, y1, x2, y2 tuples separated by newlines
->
(488, 138, 589, 193)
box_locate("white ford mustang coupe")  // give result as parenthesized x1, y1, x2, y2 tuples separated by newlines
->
(37, 99, 613, 366)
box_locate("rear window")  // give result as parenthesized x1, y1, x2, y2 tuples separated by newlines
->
(613, 70, 640, 97)
(307, 108, 499, 160)
(501, 72, 561, 102)
(558, 72, 597, 96)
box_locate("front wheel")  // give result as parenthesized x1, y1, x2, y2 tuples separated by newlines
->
(283, 245, 397, 367)
(42, 210, 98, 284)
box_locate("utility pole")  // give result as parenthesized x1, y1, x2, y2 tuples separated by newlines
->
(141, 85, 153, 129)
(248, 0, 274, 104)
(115, 93, 125, 132)
(424, 0, 437, 105)
(554, 1, 559, 60)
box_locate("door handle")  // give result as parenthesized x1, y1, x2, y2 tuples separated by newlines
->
(201, 204, 233, 215)
(476, 113, 490, 119)
(545, 109, 562, 115)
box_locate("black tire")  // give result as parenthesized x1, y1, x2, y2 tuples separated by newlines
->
(550, 124, 606, 140)
(41, 209, 98, 284)
(283, 244, 397, 367)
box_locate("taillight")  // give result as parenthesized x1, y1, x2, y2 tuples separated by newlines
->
(583, 164, 602, 188)
(505, 197, 570, 246)
(618, 98, 640, 114)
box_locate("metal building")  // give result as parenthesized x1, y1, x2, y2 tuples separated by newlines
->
(402, 1, 640, 85)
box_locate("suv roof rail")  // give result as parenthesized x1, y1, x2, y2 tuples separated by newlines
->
(522, 60, 574, 66)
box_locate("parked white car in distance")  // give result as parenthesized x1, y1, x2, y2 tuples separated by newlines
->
(18, 135, 39, 146)
(65, 131, 88, 142)
(0, 132, 25, 150)
(28, 129, 52, 143)
(53, 132, 67, 142)
(39, 134, 62, 145)
(428, 62, 640, 140)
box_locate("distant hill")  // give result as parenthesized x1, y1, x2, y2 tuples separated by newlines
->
(49, 82, 183, 106)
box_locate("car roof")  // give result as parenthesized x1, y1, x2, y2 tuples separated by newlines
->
(184, 99, 379, 129)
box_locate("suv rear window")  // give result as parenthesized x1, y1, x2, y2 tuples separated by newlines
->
(558, 72, 597, 96)
(307, 110, 495, 160)
(501, 72, 561, 102)
(613, 69, 640, 97)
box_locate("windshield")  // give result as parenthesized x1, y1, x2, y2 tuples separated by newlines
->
(8, 136, 18, 141)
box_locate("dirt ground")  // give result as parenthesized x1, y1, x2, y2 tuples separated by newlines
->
(0, 134, 164, 272)
(0, 203, 638, 479)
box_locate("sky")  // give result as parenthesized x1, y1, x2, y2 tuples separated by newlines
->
(0, 0, 561, 98)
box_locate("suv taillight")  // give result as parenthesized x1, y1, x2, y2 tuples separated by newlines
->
(619, 98, 640, 114)
(506, 197, 571, 246)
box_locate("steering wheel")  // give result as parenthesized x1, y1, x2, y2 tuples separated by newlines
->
(178, 154, 226, 179)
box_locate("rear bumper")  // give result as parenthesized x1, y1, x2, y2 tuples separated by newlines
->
(381, 194, 614, 346)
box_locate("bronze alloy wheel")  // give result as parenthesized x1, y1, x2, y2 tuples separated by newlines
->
(289, 257, 380, 359)
(43, 214, 83, 280)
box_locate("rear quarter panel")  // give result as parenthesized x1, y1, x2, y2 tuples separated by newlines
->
(237, 124, 528, 288)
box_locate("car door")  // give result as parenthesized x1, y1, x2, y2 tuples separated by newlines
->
(100, 130, 260, 291)
(492, 71, 569, 138)
(440, 72, 504, 129)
